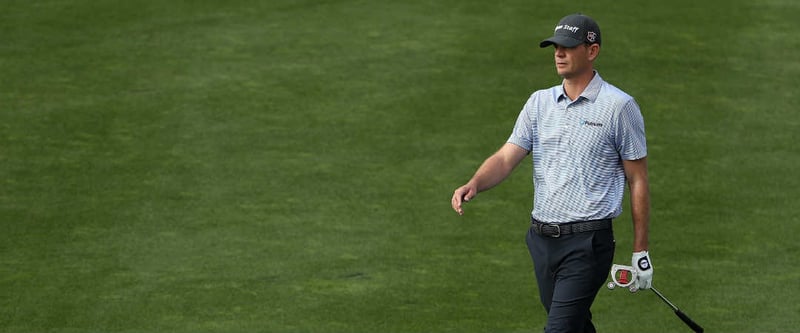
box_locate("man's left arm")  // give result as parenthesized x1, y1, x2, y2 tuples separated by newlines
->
(624, 157, 653, 289)
(624, 157, 650, 251)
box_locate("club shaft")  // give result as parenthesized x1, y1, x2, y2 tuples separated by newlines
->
(651, 287, 704, 333)
(650, 287, 678, 311)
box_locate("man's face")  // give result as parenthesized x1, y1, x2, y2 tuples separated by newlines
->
(553, 44, 596, 79)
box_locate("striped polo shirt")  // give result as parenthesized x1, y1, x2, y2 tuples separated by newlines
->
(507, 72, 647, 223)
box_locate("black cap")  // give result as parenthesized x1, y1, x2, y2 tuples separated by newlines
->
(539, 14, 601, 48)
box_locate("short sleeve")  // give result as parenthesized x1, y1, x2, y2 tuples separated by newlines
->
(507, 94, 537, 152)
(615, 99, 647, 160)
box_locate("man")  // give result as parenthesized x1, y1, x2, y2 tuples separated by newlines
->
(450, 14, 653, 333)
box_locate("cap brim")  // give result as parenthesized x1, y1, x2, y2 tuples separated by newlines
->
(539, 36, 583, 48)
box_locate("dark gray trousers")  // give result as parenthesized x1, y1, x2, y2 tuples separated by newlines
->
(525, 225, 615, 333)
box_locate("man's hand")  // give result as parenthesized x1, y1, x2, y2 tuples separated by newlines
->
(451, 184, 477, 215)
(632, 250, 653, 290)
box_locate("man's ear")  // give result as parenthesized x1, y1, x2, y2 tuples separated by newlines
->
(588, 44, 600, 61)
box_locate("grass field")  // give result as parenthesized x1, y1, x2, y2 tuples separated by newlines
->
(1, 0, 798, 332)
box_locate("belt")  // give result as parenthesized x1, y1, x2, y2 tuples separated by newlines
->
(531, 218, 612, 238)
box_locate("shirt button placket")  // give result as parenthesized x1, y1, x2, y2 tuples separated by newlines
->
(563, 105, 573, 144)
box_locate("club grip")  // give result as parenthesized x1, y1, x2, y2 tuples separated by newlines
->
(675, 309, 704, 333)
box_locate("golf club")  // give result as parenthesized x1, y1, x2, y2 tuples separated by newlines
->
(608, 264, 704, 333)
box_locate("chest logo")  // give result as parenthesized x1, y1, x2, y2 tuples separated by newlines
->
(580, 119, 604, 127)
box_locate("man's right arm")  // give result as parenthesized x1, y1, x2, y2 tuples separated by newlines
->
(451, 143, 529, 215)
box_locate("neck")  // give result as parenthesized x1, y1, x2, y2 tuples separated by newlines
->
(562, 70, 595, 101)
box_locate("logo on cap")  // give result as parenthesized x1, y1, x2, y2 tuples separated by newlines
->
(555, 24, 580, 33)
(587, 31, 597, 43)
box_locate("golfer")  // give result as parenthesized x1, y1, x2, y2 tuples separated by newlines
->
(451, 13, 653, 332)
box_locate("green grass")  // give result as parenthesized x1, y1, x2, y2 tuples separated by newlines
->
(1, 0, 798, 332)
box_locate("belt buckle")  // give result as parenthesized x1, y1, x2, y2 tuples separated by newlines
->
(545, 223, 561, 238)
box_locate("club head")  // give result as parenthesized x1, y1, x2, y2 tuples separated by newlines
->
(609, 264, 637, 289)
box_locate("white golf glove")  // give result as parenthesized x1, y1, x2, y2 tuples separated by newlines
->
(632, 251, 653, 290)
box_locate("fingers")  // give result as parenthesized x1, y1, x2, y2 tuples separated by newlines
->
(451, 191, 465, 215)
(638, 272, 653, 289)
(451, 186, 475, 215)
(633, 271, 652, 290)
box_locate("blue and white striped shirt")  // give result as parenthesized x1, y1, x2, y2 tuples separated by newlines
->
(507, 72, 647, 223)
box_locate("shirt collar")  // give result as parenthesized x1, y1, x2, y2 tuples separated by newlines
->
(555, 71, 604, 103)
